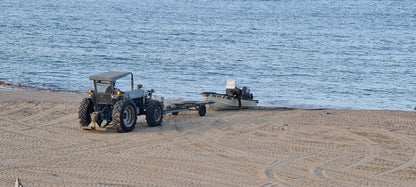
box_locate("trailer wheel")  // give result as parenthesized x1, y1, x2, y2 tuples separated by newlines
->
(78, 98, 94, 126)
(146, 100, 163, 127)
(113, 99, 137, 132)
(198, 104, 206, 116)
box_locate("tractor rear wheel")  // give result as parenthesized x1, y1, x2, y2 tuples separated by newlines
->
(146, 100, 163, 127)
(78, 98, 94, 126)
(113, 99, 137, 133)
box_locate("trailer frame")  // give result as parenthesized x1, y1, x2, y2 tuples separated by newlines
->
(164, 100, 214, 116)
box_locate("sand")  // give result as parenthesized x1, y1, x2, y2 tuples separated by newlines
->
(1, 90, 416, 186)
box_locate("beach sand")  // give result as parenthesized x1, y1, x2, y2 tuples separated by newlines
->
(1, 90, 416, 186)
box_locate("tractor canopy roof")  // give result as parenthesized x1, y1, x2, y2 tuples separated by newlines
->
(89, 71, 132, 82)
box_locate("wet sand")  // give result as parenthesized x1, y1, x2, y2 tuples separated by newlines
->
(1, 90, 416, 186)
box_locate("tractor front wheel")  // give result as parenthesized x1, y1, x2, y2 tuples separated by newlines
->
(146, 100, 163, 127)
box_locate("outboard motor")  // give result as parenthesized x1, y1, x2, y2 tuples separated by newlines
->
(242, 87, 253, 100)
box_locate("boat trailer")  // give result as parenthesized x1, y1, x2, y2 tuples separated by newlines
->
(163, 100, 214, 117)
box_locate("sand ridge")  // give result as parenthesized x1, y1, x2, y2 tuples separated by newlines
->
(1, 90, 416, 186)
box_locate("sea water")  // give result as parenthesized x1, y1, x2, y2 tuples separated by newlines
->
(1, 0, 415, 110)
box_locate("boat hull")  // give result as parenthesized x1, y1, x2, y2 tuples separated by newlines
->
(201, 92, 258, 110)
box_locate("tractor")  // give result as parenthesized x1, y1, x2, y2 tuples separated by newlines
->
(78, 71, 163, 132)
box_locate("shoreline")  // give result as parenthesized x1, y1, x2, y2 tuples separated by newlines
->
(3, 79, 415, 111)
(0, 86, 413, 112)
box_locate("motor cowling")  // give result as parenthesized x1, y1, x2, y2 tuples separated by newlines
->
(242, 87, 253, 100)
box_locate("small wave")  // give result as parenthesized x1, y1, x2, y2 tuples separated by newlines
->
(258, 99, 349, 110)
(0, 80, 80, 93)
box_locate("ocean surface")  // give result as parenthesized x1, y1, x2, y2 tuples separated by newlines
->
(1, 0, 415, 110)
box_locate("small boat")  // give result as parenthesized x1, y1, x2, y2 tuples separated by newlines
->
(201, 80, 258, 110)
